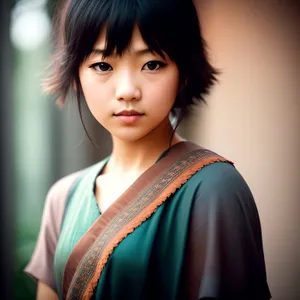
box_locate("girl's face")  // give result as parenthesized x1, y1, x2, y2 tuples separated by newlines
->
(79, 26, 180, 143)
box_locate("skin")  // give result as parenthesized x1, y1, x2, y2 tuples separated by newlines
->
(37, 281, 58, 300)
(37, 25, 184, 298)
(79, 25, 184, 212)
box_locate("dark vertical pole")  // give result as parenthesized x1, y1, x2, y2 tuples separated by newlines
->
(0, 0, 14, 299)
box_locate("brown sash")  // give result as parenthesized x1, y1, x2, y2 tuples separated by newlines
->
(62, 142, 232, 299)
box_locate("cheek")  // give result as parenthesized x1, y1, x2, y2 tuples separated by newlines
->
(146, 71, 180, 114)
(79, 72, 110, 119)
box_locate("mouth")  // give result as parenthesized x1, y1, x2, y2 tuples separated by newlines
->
(113, 110, 144, 124)
(114, 110, 144, 116)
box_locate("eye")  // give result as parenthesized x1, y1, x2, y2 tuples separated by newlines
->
(89, 62, 113, 73)
(142, 61, 167, 71)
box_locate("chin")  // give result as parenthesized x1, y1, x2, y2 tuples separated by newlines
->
(113, 133, 149, 143)
(110, 128, 155, 143)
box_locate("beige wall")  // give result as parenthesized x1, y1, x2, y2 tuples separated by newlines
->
(182, 1, 300, 299)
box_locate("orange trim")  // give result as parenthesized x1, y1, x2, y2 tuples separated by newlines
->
(81, 156, 229, 299)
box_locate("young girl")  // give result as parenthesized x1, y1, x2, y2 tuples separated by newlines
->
(25, 0, 271, 299)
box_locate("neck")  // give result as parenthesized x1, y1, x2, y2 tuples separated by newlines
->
(105, 118, 184, 176)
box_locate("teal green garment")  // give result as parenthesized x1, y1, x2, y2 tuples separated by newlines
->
(54, 159, 271, 300)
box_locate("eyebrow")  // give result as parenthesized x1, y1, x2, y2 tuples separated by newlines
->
(91, 48, 153, 56)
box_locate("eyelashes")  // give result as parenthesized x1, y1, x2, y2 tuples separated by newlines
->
(143, 61, 167, 71)
(89, 62, 112, 72)
(89, 60, 167, 73)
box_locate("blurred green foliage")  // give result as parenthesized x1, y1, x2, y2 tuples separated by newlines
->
(12, 3, 53, 298)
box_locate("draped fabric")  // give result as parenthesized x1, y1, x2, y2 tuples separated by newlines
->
(56, 143, 231, 299)
(25, 142, 271, 299)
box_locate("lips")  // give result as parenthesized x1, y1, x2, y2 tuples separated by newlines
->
(114, 110, 144, 116)
(113, 110, 144, 124)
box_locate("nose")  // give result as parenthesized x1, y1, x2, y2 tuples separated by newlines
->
(115, 72, 141, 102)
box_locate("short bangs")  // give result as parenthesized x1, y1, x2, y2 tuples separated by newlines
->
(45, 0, 217, 113)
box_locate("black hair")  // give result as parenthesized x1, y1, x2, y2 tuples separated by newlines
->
(44, 0, 218, 144)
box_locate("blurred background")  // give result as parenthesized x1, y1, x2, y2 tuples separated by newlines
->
(0, 0, 299, 299)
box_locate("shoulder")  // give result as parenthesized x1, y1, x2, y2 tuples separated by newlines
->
(42, 170, 86, 240)
(44, 159, 105, 232)
(46, 159, 105, 208)
(194, 161, 252, 196)
(46, 170, 84, 206)
(189, 161, 259, 219)
(188, 160, 264, 252)
(45, 168, 90, 217)
(45, 158, 108, 216)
